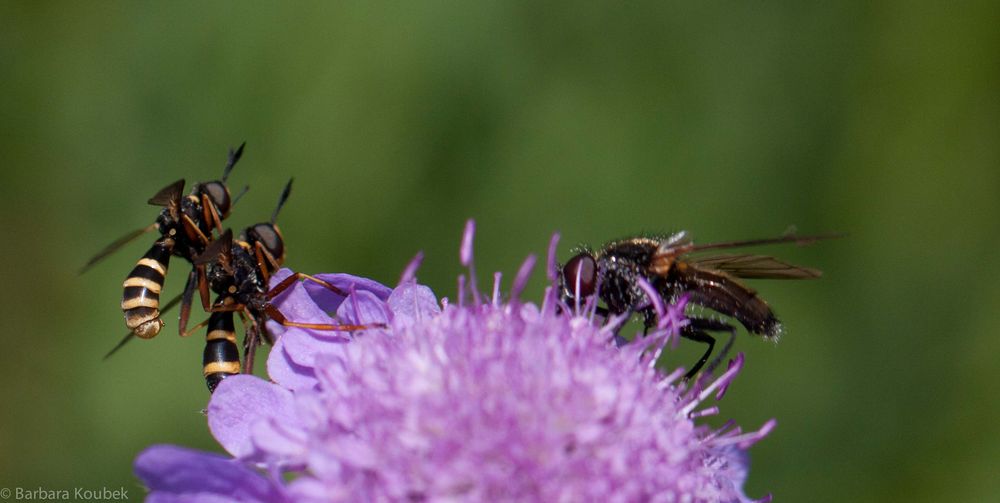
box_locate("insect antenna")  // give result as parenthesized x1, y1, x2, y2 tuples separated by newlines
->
(222, 141, 246, 183)
(271, 178, 293, 224)
(230, 185, 250, 207)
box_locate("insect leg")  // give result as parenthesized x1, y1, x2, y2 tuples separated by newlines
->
(680, 317, 738, 380)
(179, 316, 211, 338)
(181, 214, 211, 246)
(266, 272, 349, 300)
(189, 264, 217, 313)
(241, 307, 261, 375)
(200, 193, 224, 237)
(679, 328, 716, 380)
(688, 317, 737, 376)
(264, 304, 386, 332)
(178, 268, 198, 336)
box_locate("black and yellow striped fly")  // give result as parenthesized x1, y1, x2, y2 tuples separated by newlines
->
(83, 143, 247, 341)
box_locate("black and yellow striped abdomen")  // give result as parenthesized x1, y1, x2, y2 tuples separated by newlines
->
(203, 310, 240, 393)
(121, 237, 173, 339)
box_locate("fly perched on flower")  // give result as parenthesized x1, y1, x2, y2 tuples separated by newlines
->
(134, 221, 775, 502)
(560, 230, 838, 379)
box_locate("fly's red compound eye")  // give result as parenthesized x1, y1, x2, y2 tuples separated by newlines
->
(563, 253, 597, 298)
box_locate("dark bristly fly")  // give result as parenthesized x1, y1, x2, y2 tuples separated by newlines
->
(86, 143, 247, 349)
(560, 230, 837, 380)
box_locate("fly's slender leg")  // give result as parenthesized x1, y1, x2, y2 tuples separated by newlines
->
(201, 193, 224, 237)
(253, 241, 281, 283)
(263, 304, 385, 332)
(181, 214, 211, 247)
(241, 307, 261, 374)
(689, 318, 737, 376)
(266, 272, 348, 300)
(178, 268, 198, 336)
(680, 317, 738, 380)
(679, 328, 715, 380)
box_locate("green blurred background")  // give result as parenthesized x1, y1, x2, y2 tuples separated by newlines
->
(1, 2, 997, 501)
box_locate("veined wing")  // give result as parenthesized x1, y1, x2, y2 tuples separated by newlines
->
(691, 254, 822, 279)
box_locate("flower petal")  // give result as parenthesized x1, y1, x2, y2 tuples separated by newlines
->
(387, 281, 440, 326)
(147, 494, 245, 503)
(274, 325, 350, 367)
(305, 273, 392, 313)
(266, 338, 319, 391)
(287, 477, 352, 503)
(251, 414, 309, 465)
(207, 375, 294, 459)
(135, 445, 284, 503)
(336, 290, 391, 326)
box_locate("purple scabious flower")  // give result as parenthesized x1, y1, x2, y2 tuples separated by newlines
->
(135, 221, 774, 502)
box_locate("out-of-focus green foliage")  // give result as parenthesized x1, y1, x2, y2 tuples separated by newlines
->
(1, 2, 997, 501)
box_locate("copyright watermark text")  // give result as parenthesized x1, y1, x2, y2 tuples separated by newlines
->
(0, 486, 129, 501)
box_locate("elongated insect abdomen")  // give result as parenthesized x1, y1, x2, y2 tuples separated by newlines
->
(203, 310, 240, 393)
(122, 238, 173, 339)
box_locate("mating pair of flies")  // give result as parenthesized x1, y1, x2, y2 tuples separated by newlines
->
(83, 144, 380, 392)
